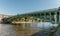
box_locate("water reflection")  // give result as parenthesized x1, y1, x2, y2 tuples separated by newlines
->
(0, 24, 24, 36)
(0, 24, 40, 36)
(0, 22, 58, 36)
(31, 22, 58, 30)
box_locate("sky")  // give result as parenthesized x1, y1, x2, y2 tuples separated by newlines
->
(0, 0, 60, 15)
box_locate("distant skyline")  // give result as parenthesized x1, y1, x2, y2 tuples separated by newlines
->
(0, 0, 60, 15)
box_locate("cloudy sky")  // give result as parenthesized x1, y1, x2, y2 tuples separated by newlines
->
(0, 0, 59, 15)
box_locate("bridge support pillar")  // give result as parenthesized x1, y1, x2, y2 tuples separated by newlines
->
(59, 11, 60, 23)
(44, 13, 46, 20)
(58, 7, 60, 23)
(54, 12, 57, 24)
(50, 12, 52, 22)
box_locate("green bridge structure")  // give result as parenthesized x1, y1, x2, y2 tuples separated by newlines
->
(15, 7, 60, 24)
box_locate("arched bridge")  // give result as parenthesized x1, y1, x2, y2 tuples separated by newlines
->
(17, 7, 60, 24)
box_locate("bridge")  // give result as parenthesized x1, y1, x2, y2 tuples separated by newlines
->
(1, 7, 60, 24)
(15, 7, 60, 24)
(1, 7, 60, 32)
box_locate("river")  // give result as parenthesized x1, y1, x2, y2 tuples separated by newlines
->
(0, 22, 58, 36)
(0, 24, 27, 36)
(0, 23, 41, 36)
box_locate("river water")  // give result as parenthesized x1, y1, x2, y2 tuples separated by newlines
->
(0, 24, 26, 36)
(0, 22, 58, 36)
(0, 24, 41, 36)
